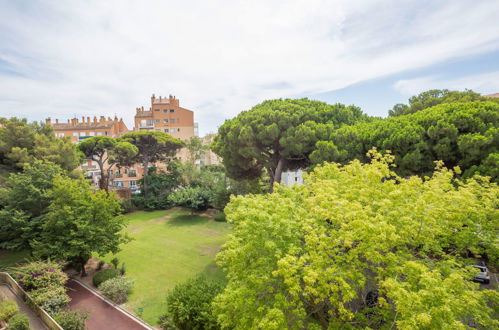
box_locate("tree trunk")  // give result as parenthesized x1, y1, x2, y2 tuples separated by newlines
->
(143, 159, 149, 197)
(80, 258, 87, 277)
(269, 157, 286, 193)
(97, 159, 108, 193)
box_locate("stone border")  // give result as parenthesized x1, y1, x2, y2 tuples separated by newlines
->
(0, 272, 63, 330)
(70, 278, 155, 330)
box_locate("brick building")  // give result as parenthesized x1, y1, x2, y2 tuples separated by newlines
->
(46, 116, 128, 142)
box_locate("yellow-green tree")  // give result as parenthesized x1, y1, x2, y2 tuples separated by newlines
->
(214, 150, 498, 329)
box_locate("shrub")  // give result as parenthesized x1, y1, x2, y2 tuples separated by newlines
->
(93, 268, 120, 287)
(110, 257, 119, 269)
(13, 261, 67, 291)
(0, 300, 18, 321)
(54, 311, 88, 330)
(99, 277, 133, 304)
(119, 198, 135, 213)
(30, 286, 70, 315)
(96, 260, 105, 271)
(120, 263, 126, 276)
(165, 277, 224, 330)
(158, 314, 176, 330)
(213, 212, 226, 222)
(7, 313, 29, 330)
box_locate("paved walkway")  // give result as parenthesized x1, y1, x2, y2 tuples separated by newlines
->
(66, 280, 149, 330)
(0, 284, 48, 330)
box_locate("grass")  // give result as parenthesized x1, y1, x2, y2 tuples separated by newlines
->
(99, 208, 231, 325)
(0, 249, 30, 271)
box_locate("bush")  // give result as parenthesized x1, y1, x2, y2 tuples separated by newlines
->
(13, 261, 68, 291)
(119, 198, 135, 213)
(164, 277, 224, 330)
(213, 212, 226, 222)
(54, 311, 88, 330)
(7, 313, 29, 330)
(158, 314, 176, 330)
(120, 263, 126, 276)
(96, 260, 105, 271)
(110, 257, 119, 269)
(30, 286, 70, 315)
(93, 268, 120, 287)
(99, 277, 133, 304)
(0, 300, 18, 321)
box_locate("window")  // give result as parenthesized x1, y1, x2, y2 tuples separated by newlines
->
(73, 132, 78, 137)
(148, 120, 153, 126)
(170, 128, 177, 133)
(89, 132, 95, 136)
(130, 181, 137, 187)
(105, 131, 110, 136)
(163, 119, 169, 124)
(56, 132, 65, 137)
(177, 128, 180, 132)
(155, 109, 160, 111)
(170, 109, 175, 113)
(80, 132, 87, 137)
(155, 119, 160, 123)
(141, 119, 146, 126)
(115, 181, 124, 187)
(97, 132, 103, 136)
(163, 109, 167, 113)
(164, 129, 169, 133)
(170, 119, 175, 124)
(128, 169, 137, 177)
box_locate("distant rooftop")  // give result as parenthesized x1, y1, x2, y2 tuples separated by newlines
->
(484, 92, 499, 98)
(46, 116, 125, 130)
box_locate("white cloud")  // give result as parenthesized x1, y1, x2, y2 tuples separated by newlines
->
(1, 0, 499, 134)
(394, 71, 499, 95)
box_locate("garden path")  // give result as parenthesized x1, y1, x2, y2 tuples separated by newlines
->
(0, 284, 47, 330)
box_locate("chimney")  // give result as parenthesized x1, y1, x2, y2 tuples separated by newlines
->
(151, 93, 155, 104)
(87, 117, 90, 123)
(100, 116, 105, 122)
(108, 117, 112, 121)
(55, 119, 59, 124)
(82, 116, 85, 123)
(93, 116, 97, 124)
(45, 118, 51, 125)
(71, 118, 78, 126)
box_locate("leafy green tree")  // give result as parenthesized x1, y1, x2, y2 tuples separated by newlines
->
(31, 176, 130, 276)
(312, 101, 499, 181)
(213, 98, 366, 192)
(388, 89, 496, 117)
(163, 276, 224, 330)
(78, 136, 138, 191)
(119, 131, 183, 196)
(167, 186, 212, 214)
(0, 161, 62, 250)
(0, 117, 82, 172)
(185, 136, 209, 165)
(213, 150, 498, 329)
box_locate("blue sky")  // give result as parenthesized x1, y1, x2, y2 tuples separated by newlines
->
(1, 0, 499, 135)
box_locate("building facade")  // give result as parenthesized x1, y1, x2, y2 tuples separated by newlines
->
(46, 116, 128, 142)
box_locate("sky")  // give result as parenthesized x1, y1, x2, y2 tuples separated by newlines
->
(1, 0, 499, 136)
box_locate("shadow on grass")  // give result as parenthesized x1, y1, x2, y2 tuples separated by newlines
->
(198, 260, 227, 284)
(167, 214, 210, 227)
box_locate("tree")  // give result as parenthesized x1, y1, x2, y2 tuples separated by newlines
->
(119, 131, 183, 196)
(185, 136, 208, 165)
(213, 150, 498, 329)
(312, 101, 499, 181)
(0, 161, 62, 250)
(213, 98, 366, 192)
(78, 137, 138, 191)
(31, 176, 130, 276)
(0, 117, 82, 173)
(167, 186, 212, 214)
(388, 89, 496, 117)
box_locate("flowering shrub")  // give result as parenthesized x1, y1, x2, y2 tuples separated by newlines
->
(30, 286, 70, 315)
(13, 261, 67, 291)
(0, 300, 18, 322)
(54, 311, 88, 330)
(99, 277, 133, 304)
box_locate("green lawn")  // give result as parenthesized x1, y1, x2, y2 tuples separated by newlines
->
(99, 208, 231, 325)
(0, 249, 30, 270)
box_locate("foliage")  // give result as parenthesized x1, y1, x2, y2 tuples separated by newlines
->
(312, 101, 499, 181)
(7, 313, 29, 330)
(30, 285, 70, 315)
(111, 257, 119, 269)
(0, 300, 18, 321)
(213, 212, 226, 222)
(78, 136, 138, 191)
(214, 150, 499, 329)
(168, 187, 212, 213)
(54, 311, 88, 330)
(93, 269, 120, 287)
(0, 161, 62, 250)
(213, 98, 367, 191)
(99, 276, 134, 304)
(388, 89, 498, 116)
(0, 117, 82, 172)
(119, 131, 183, 196)
(13, 260, 68, 291)
(132, 166, 180, 210)
(30, 176, 130, 276)
(185, 136, 209, 164)
(158, 314, 177, 330)
(164, 277, 224, 330)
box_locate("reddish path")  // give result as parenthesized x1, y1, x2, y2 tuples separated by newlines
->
(66, 280, 148, 330)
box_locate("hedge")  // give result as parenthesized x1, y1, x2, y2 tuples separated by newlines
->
(93, 269, 120, 287)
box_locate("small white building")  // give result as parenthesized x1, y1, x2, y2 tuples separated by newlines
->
(281, 169, 304, 186)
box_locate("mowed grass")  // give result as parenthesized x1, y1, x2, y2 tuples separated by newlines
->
(100, 208, 231, 325)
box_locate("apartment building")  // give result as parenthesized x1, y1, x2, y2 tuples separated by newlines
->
(46, 116, 128, 142)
